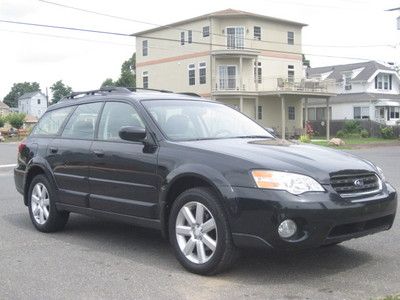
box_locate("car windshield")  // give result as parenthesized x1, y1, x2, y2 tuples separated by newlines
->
(142, 100, 273, 141)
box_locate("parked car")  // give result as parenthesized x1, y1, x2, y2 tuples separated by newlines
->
(8, 127, 17, 138)
(14, 88, 397, 275)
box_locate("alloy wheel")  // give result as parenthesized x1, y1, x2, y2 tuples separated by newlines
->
(175, 201, 218, 264)
(31, 183, 50, 225)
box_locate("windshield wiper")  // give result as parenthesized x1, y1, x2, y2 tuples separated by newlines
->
(235, 135, 273, 139)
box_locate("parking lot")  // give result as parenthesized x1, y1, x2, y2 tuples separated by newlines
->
(0, 143, 399, 300)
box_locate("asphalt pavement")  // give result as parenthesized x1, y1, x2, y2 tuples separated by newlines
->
(0, 143, 399, 300)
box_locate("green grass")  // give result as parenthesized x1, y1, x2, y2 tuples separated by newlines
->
(310, 137, 399, 149)
(379, 295, 400, 300)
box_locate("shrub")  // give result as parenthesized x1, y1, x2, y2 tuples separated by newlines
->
(343, 120, 361, 134)
(360, 129, 369, 138)
(299, 134, 311, 143)
(305, 121, 314, 137)
(6, 113, 25, 130)
(0, 116, 5, 128)
(336, 130, 345, 138)
(380, 126, 395, 139)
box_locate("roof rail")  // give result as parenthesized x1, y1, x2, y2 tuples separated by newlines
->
(178, 92, 202, 97)
(61, 86, 174, 101)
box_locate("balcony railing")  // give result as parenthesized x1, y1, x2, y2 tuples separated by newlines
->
(276, 78, 336, 93)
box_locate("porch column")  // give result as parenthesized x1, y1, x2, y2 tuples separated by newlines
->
(304, 98, 309, 123)
(326, 97, 330, 141)
(239, 96, 244, 112)
(212, 55, 216, 91)
(300, 97, 305, 130)
(239, 56, 243, 90)
(281, 96, 286, 140)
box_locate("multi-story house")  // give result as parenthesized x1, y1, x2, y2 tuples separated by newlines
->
(133, 9, 336, 138)
(18, 91, 47, 119)
(307, 61, 400, 126)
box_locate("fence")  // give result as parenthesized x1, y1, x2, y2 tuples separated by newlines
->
(307, 119, 400, 138)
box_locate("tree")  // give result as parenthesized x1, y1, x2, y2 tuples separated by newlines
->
(6, 113, 26, 130)
(100, 78, 115, 88)
(50, 80, 72, 104)
(101, 53, 136, 88)
(0, 116, 5, 128)
(3, 82, 41, 108)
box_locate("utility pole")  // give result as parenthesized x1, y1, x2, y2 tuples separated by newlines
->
(45, 87, 49, 107)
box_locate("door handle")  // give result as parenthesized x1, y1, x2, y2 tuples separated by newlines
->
(92, 150, 105, 157)
(49, 147, 58, 154)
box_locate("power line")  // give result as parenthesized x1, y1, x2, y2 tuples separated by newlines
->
(0, 19, 393, 63)
(37, 0, 394, 49)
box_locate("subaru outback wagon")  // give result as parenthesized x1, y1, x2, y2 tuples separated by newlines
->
(14, 87, 397, 275)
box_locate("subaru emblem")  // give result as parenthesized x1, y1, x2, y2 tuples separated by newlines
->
(354, 179, 364, 187)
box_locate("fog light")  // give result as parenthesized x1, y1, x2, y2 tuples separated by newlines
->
(278, 219, 297, 238)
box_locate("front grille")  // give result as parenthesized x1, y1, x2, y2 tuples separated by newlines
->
(330, 172, 382, 198)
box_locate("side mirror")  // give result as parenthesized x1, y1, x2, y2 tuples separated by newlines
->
(119, 126, 147, 142)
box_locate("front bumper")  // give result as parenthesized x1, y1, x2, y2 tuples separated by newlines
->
(229, 183, 397, 250)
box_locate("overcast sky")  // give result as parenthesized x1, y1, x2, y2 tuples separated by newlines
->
(1, 0, 399, 100)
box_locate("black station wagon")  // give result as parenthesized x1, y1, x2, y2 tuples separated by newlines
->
(14, 87, 397, 275)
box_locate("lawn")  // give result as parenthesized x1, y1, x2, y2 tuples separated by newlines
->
(311, 137, 400, 149)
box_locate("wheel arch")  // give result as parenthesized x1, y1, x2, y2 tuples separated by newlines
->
(24, 161, 56, 206)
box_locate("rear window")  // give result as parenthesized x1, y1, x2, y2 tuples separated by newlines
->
(31, 106, 73, 136)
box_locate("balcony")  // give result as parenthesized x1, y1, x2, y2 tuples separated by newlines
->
(276, 78, 336, 94)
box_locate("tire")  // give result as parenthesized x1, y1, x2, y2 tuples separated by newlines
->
(28, 174, 69, 233)
(169, 187, 238, 275)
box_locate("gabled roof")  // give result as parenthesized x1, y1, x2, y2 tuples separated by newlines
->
(18, 91, 45, 100)
(133, 9, 307, 36)
(311, 93, 400, 104)
(0, 101, 10, 110)
(307, 61, 395, 82)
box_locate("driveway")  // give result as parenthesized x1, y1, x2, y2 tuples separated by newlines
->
(0, 144, 398, 299)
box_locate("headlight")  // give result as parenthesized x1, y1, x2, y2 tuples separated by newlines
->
(376, 166, 386, 182)
(251, 170, 325, 195)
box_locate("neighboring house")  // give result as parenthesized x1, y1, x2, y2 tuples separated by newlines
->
(133, 9, 336, 138)
(24, 114, 39, 128)
(18, 92, 47, 119)
(307, 61, 400, 126)
(0, 101, 11, 116)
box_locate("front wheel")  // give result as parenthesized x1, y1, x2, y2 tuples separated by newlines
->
(28, 174, 69, 232)
(169, 187, 238, 275)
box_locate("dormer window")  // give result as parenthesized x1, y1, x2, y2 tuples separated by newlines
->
(375, 74, 392, 90)
(344, 73, 352, 90)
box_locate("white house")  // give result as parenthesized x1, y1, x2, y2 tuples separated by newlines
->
(306, 61, 400, 126)
(18, 92, 48, 119)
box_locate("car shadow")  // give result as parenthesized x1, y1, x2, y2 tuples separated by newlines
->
(3, 212, 373, 283)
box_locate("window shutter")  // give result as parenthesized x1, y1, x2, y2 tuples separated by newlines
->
(389, 74, 392, 90)
(375, 76, 378, 89)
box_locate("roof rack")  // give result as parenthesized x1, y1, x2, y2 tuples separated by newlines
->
(61, 86, 200, 101)
(178, 92, 201, 97)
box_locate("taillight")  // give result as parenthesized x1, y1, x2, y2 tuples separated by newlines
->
(18, 140, 26, 154)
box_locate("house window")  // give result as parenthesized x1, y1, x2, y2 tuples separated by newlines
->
(188, 64, 195, 85)
(375, 74, 392, 90)
(226, 27, 244, 49)
(288, 106, 295, 120)
(288, 65, 294, 83)
(37, 99, 41, 105)
(143, 71, 148, 89)
(218, 65, 237, 90)
(389, 107, 400, 119)
(180, 32, 185, 45)
(188, 30, 192, 44)
(142, 40, 148, 56)
(254, 62, 262, 83)
(344, 73, 352, 90)
(287, 31, 294, 45)
(354, 106, 369, 119)
(203, 26, 210, 37)
(305, 107, 331, 121)
(199, 62, 206, 84)
(257, 105, 262, 120)
(254, 26, 261, 40)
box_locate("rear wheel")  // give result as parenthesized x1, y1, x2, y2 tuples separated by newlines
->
(169, 187, 238, 275)
(28, 174, 69, 232)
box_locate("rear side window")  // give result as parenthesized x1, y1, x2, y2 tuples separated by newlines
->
(31, 106, 73, 136)
(97, 102, 145, 141)
(61, 102, 102, 139)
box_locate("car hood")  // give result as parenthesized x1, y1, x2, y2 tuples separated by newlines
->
(178, 138, 377, 184)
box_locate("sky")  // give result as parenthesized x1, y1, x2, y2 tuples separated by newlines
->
(0, 0, 399, 101)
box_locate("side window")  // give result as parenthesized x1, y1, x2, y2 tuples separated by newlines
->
(31, 106, 73, 136)
(98, 102, 145, 141)
(61, 102, 102, 139)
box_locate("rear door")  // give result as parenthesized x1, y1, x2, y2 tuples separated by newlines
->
(88, 101, 159, 219)
(48, 102, 103, 207)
